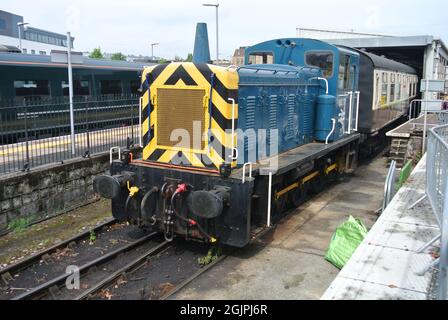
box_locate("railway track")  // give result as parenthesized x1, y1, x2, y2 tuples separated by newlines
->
(1, 218, 229, 300)
(0, 218, 157, 300)
(11, 232, 158, 300)
(74, 239, 229, 301)
(0, 218, 117, 279)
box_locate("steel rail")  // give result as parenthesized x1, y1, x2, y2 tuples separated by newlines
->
(74, 241, 171, 300)
(0, 218, 117, 277)
(160, 253, 229, 300)
(11, 231, 157, 300)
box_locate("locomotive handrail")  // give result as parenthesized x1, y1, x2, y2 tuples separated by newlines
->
(242, 162, 253, 183)
(355, 91, 360, 131)
(237, 65, 300, 75)
(326, 118, 336, 145)
(236, 65, 318, 75)
(228, 98, 238, 161)
(348, 91, 353, 134)
(110, 146, 121, 164)
(310, 77, 329, 94)
(139, 97, 143, 147)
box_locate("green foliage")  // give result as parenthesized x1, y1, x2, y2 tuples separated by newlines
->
(89, 230, 97, 243)
(158, 58, 168, 64)
(89, 47, 104, 59)
(414, 152, 422, 164)
(174, 55, 183, 62)
(8, 216, 34, 234)
(186, 53, 193, 62)
(198, 246, 222, 266)
(397, 160, 413, 190)
(111, 52, 126, 61)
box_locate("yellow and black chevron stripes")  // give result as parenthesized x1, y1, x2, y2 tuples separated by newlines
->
(140, 62, 239, 170)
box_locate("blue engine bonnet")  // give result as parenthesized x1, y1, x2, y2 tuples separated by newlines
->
(235, 64, 322, 162)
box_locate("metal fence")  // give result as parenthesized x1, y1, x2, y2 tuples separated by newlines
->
(0, 95, 140, 174)
(426, 123, 448, 300)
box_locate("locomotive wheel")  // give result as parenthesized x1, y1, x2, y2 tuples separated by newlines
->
(288, 187, 305, 208)
(274, 195, 287, 215)
(310, 175, 325, 194)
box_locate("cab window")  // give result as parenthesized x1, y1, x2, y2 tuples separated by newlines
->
(338, 54, 351, 91)
(305, 51, 333, 78)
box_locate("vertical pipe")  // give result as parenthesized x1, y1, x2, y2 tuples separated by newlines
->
(23, 102, 30, 171)
(18, 26, 22, 52)
(85, 98, 90, 157)
(216, 5, 219, 64)
(67, 32, 75, 155)
(267, 172, 272, 227)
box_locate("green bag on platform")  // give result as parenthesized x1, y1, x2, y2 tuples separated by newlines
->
(325, 216, 368, 269)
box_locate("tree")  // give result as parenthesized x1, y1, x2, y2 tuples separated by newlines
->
(89, 47, 104, 59)
(186, 53, 193, 62)
(174, 55, 183, 62)
(158, 58, 168, 64)
(111, 52, 126, 61)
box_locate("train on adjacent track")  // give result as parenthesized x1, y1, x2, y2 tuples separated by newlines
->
(94, 37, 418, 247)
(0, 53, 149, 144)
(0, 52, 146, 102)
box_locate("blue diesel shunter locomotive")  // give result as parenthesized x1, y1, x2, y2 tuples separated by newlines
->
(95, 37, 414, 247)
(93, 39, 362, 247)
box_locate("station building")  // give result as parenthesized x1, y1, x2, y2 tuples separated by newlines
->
(0, 10, 74, 55)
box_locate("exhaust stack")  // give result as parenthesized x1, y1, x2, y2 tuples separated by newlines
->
(193, 23, 211, 64)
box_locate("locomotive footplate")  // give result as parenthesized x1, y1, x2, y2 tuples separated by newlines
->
(95, 160, 255, 248)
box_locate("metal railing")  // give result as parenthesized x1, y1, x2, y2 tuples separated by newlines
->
(382, 160, 397, 211)
(427, 124, 448, 300)
(0, 95, 140, 175)
(409, 123, 448, 300)
(408, 99, 446, 120)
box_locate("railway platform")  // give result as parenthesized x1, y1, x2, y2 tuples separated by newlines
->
(322, 154, 440, 299)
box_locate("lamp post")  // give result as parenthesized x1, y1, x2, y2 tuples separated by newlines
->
(202, 3, 219, 64)
(151, 43, 159, 61)
(17, 22, 29, 52)
(67, 32, 75, 155)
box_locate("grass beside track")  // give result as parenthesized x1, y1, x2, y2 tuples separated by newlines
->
(0, 199, 112, 267)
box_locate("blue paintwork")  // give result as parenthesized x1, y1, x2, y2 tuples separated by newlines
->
(244, 39, 360, 141)
(193, 23, 211, 63)
(315, 94, 337, 142)
(235, 64, 321, 163)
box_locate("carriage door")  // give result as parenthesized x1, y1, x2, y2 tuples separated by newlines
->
(338, 54, 358, 134)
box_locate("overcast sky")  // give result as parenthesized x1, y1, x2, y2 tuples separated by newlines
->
(1, 0, 447, 59)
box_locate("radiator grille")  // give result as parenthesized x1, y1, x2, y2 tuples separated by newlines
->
(157, 88, 205, 149)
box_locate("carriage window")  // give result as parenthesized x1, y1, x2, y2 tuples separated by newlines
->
(130, 80, 141, 94)
(62, 80, 90, 96)
(305, 52, 333, 78)
(14, 80, 50, 97)
(390, 74, 395, 102)
(248, 52, 274, 65)
(99, 80, 123, 95)
(381, 73, 388, 106)
(397, 75, 401, 99)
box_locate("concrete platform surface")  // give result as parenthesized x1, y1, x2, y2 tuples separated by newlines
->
(322, 154, 439, 300)
(170, 155, 389, 300)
